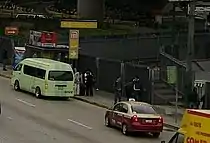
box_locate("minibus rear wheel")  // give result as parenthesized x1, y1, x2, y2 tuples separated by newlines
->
(35, 87, 41, 98)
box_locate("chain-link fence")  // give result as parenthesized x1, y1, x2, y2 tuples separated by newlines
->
(159, 49, 186, 96)
(78, 54, 152, 103)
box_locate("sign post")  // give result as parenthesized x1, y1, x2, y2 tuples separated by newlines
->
(167, 66, 178, 123)
(60, 20, 97, 69)
(69, 30, 79, 59)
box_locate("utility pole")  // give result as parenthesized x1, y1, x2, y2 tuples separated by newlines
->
(186, 0, 195, 105)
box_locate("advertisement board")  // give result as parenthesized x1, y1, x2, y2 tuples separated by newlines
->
(29, 30, 57, 47)
(13, 47, 26, 68)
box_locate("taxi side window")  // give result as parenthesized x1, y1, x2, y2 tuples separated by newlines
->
(121, 104, 128, 113)
(113, 104, 121, 111)
(14, 64, 22, 71)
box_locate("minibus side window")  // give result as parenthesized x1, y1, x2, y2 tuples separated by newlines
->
(23, 65, 46, 79)
(14, 64, 22, 71)
(36, 68, 46, 79)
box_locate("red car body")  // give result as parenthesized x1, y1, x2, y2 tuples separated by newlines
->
(105, 101, 163, 137)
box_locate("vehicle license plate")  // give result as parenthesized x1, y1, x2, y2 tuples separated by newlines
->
(145, 120, 152, 123)
(58, 86, 63, 90)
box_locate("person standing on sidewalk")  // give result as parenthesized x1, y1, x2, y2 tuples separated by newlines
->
(74, 72, 80, 96)
(84, 70, 94, 96)
(132, 76, 143, 101)
(2, 49, 8, 71)
(188, 87, 199, 109)
(114, 77, 122, 104)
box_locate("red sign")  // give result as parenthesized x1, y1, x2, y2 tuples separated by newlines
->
(29, 30, 57, 47)
(5, 27, 19, 35)
(41, 32, 57, 47)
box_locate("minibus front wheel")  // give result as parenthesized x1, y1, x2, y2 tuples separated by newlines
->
(35, 87, 41, 98)
(14, 80, 20, 91)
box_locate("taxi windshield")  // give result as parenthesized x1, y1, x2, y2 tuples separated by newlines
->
(131, 105, 156, 114)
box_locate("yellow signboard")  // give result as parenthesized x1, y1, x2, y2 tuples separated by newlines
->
(61, 21, 97, 28)
(69, 48, 78, 59)
(69, 30, 79, 48)
(69, 30, 79, 59)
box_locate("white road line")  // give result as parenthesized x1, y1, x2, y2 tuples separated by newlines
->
(67, 119, 93, 130)
(7, 117, 13, 120)
(16, 98, 36, 108)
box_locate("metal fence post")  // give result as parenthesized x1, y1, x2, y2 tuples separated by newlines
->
(96, 57, 100, 90)
(149, 67, 154, 105)
(120, 61, 125, 97)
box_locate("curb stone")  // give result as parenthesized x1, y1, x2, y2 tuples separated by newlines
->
(0, 73, 180, 130)
(72, 96, 180, 130)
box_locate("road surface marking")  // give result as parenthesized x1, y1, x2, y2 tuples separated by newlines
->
(16, 98, 36, 108)
(67, 119, 92, 130)
(7, 117, 13, 120)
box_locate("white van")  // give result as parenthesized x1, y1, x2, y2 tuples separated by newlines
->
(11, 58, 74, 98)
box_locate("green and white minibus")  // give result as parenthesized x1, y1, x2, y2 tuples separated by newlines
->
(11, 58, 75, 98)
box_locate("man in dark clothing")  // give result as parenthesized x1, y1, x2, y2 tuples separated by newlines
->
(188, 87, 199, 109)
(2, 49, 8, 71)
(84, 70, 94, 96)
(124, 81, 133, 101)
(132, 76, 143, 101)
(114, 77, 122, 104)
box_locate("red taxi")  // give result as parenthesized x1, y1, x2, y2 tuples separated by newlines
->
(104, 100, 163, 138)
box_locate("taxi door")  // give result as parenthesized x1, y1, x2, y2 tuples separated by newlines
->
(114, 103, 129, 127)
(112, 103, 122, 127)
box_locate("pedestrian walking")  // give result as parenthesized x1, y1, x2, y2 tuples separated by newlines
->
(114, 77, 122, 104)
(2, 49, 8, 71)
(84, 70, 94, 96)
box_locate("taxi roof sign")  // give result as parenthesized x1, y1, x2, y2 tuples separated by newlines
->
(129, 98, 136, 102)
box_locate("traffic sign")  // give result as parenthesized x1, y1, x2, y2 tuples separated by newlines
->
(69, 30, 79, 48)
(69, 30, 79, 59)
(69, 48, 78, 59)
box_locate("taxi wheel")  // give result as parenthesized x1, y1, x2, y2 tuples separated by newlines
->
(153, 132, 160, 138)
(105, 116, 111, 127)
(14, 80, 20, 91)
(35, 87, 41, 98)
(122, 124, 129, 135)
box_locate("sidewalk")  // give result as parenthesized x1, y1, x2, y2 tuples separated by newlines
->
(0, 67, 183, 130)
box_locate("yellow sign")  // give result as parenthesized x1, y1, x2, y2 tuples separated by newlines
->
(69, 30, 79, 48)
(69, 48, 78, 59)
(69, 30, 79, 59)
(61, 21, 97, 28)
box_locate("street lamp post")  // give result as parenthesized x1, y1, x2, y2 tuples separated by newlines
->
(186, 0, 195, 105)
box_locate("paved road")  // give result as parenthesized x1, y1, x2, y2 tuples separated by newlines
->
(0, 77, 175, 143)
